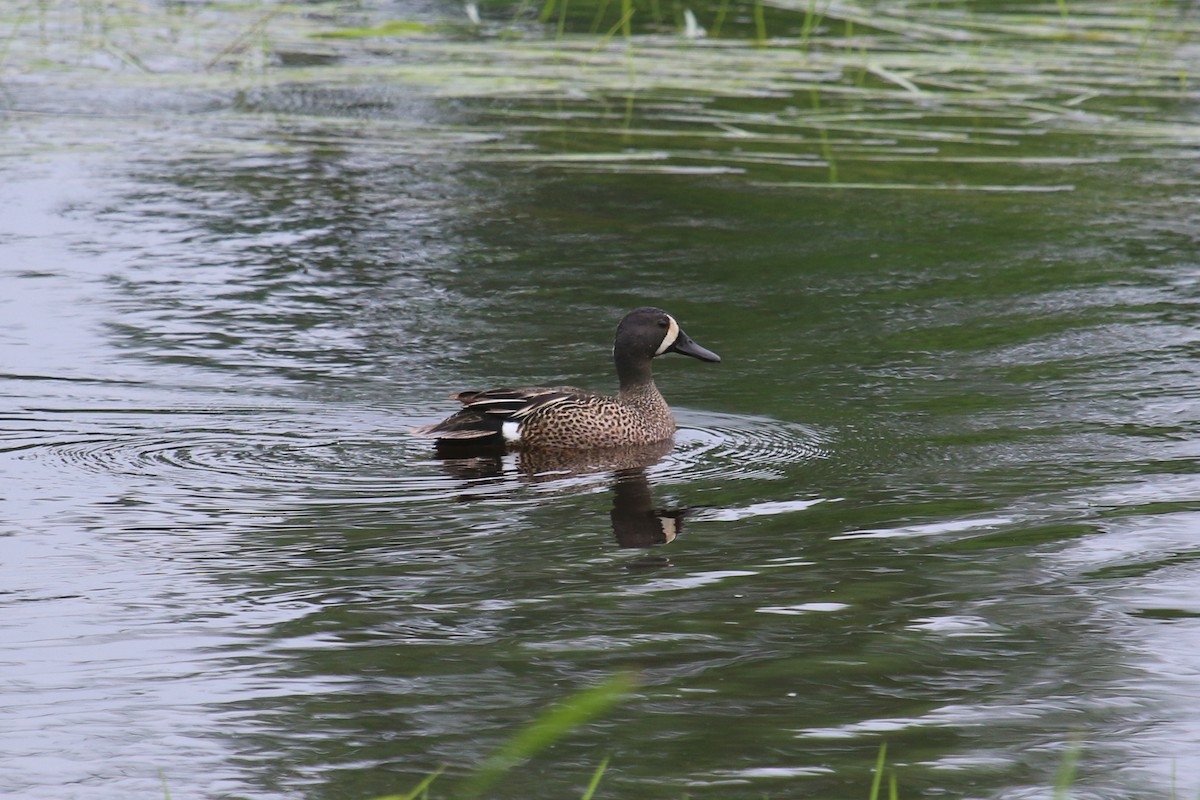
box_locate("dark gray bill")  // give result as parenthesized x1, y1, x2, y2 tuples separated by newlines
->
(670, 332, 721, 362)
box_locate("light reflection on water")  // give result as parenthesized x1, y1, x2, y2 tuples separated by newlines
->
(6, 50, 1200, 800)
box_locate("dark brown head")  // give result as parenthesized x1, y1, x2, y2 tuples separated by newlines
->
(613, 307, 720, 383)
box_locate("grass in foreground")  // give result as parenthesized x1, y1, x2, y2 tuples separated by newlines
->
(369, 679, 1094, 800)
(371, 671, 633, 800)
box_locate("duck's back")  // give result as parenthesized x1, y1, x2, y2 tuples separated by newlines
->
(412, 384, 675, 449)
(513, 388, 675, 449)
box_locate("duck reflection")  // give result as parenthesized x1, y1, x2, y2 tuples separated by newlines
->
(608, 466, 688, 547)
(428, 439, 691, 548)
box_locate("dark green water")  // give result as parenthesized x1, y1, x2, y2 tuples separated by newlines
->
(5, 3, 1200, 799)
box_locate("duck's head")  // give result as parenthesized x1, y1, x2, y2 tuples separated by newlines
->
(615, 307, 721, 364)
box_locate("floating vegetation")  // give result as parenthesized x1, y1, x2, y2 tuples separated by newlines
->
(3, 0, 1198, 188)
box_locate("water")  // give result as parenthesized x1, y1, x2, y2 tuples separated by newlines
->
(6, 3, 1200, 798)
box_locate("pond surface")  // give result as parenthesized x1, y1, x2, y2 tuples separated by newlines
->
(5, 2, 1200, 798)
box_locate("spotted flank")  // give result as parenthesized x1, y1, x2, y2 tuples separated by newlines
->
(411, 307, 720, 450)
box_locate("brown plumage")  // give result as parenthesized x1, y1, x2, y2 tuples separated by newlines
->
(411, 307, 720, 450)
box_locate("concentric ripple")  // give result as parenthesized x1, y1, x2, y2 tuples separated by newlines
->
(3, 401, 828, 514)
(2, 401, 498, 507)
(658, 408, 829, 483)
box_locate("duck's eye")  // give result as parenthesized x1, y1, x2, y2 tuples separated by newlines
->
(657, 318, 669, 328)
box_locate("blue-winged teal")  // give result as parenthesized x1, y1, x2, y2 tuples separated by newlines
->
(412, 307, 720, 449)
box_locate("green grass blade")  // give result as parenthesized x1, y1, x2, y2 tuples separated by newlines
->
(1052, 741, 1082, 800)
(580, 755, 610, 800)
(371, 766, 445, 800)
(869, 742, 887, 800)
(588, 0, 613, 33)
(711, 0, 731, 37)
(458, 672, 636, 799)
(556, 0, 569, 43)
(799, 0, 819, 46)
(311, 20, 432, 38)
(588, 6, 637, 59)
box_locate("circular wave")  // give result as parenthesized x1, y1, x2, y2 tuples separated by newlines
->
(10, 403, 489, 505)
(657, 408, 828, 483)
(10, 403, 827, 506)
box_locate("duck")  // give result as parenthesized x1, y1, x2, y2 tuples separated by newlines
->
(412, 307, 720, 450)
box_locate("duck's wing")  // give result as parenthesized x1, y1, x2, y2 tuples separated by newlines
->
(411, 386, 585, 440)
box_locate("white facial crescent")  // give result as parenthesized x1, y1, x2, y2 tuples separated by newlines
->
(654, 315, 680, 356)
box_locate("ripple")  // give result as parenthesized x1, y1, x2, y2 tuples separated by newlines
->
(3, 403, 828, 512)
(3, 402, 480, 506)
(659, 408, 828, 483)
(412, 407, 829, 492)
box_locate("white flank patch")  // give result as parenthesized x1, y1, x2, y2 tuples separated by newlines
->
(659, 516, 678, 543)
(501, 420, 522, 442)
(654, 315, 680, 355)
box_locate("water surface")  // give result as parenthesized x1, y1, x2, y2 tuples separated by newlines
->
(4, 3, 1200, 799)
